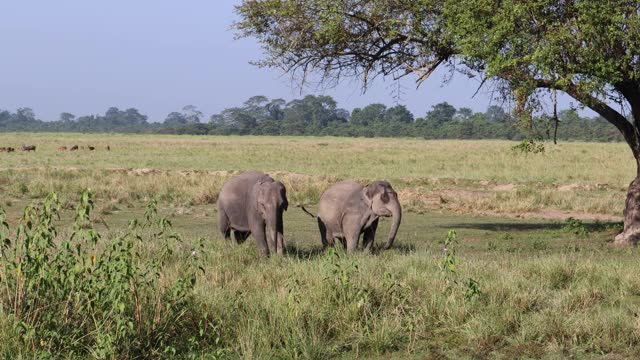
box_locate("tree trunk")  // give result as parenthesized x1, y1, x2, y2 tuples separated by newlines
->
(615, 168, 640, 245)
(580, 83, 640, 246)
(541, 80, 640, 245)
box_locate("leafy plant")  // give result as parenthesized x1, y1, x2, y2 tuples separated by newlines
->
(511, 138, 546, 155)
(0, 190, 222, 358)
(440, 230, 482, 301)
(563, 217, 589, 237)
(322, 248, 369, 312)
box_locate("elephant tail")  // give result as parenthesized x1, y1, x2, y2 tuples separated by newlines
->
(299, 205, 316, 218)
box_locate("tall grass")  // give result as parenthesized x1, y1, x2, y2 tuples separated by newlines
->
(0, 192, 222, 358)
(1, 135, 639, 357)
(0, 192, 639, 358)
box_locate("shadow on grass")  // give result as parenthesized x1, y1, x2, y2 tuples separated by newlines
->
(386, 243, 417, 255)
(284, 242, 417, 259)
(441, 221, 622, 233)
(285, 243, 326, 260)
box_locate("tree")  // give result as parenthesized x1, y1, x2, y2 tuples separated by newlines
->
(455, 108, 474, 122)
(164, 112, 188, 126)
(384, 105, 414, 124)
(485, 106, 509, 123)
(266, 98, 286, 121)
(182, 105, 203, 124)
(351, 103, 386, 126)
(236, 1, 640, 245)
(15, 107, 36, 122)
(59, 112, 76, 122)
(426, 102, 456, 125)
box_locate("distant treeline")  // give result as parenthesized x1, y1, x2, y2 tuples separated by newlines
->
(0, 95, 623, 141)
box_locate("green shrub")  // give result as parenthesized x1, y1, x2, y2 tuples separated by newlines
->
(563, 217, 589, 237)
(0, 190, 224, 358)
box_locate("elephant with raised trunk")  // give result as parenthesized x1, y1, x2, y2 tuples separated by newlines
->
(217, 171, 288, 256)
(312, 180, 401, 252)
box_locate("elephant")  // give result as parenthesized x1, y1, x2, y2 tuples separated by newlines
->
(313, 180, 401, 253)
(217, 171, 288, 256)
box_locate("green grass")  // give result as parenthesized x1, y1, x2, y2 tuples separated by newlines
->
(0, 133, 632, 216)
(0, 195, 635, 358)
(0, 134, 638, 358)
(0, 133, 632, 182)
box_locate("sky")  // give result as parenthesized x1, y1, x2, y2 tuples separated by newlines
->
(0, 1, 585, 122)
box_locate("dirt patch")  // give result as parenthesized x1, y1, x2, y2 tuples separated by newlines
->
(557, 183, 582, 192)
(475, 208, 622, 222)
(398, 189, 444, 208)
(531, 209, 622, 222)
(129, 168, 157, 176)
(270, 171, 315, 182)
(492, 184, 517, 192)
(441, 189, 488, 198)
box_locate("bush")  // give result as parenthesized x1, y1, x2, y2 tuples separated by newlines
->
(0, 191, 224, 358)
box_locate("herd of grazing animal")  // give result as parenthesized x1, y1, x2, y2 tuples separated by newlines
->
(0, 145, 111, 153)
(217, 171, 402, 257)
(0, 146, 396, 256)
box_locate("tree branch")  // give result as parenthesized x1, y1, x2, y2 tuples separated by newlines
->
(535, 79, 639, 156)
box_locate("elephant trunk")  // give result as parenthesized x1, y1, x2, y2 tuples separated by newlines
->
(383, 199, 402, 250)
(267, 210, 279, 254)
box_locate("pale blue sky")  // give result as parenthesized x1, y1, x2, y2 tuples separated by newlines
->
(0, 1, 582, 122)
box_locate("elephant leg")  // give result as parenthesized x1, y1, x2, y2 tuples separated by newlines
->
(218, 210, 231, 240)
(250, 221, 269, 257)
(342, 214, 361, 253)
(345, 232, 360, 253)
(233, 231, 250, 244)
(318, 218, 331, 249)
(363, 218, 379, 253)
(276, 232, 285, 255)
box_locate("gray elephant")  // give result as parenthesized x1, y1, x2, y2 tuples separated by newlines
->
(309, 180, 401, 252)
(217, 171, 288, 256)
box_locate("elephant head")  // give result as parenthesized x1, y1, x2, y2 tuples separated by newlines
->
(365, 181, 402, 249)
(256, 180, 288, 254)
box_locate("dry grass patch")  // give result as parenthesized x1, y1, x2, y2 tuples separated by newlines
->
(0, 134, 633, 219)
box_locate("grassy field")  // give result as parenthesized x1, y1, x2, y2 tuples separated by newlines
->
(1, 133, 639, 358)
(0, 133, 633, 218)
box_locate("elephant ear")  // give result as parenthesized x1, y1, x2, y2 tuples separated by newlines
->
(366, 182, 390, 204)
(380, 190, 390, 204)
(255, 180, 269, 214)
(275, 181, 288, 211)
(365, 183, 377, 200)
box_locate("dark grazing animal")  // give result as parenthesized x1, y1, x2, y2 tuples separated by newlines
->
(70, 145, 79, 151)
(7, 147, 14, 152)
(88, 146, 95, 151)
(21, 145, 36, 152)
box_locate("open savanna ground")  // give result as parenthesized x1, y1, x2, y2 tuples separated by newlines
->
(0, 133, 633, 219)
(1, 133, 639, 358)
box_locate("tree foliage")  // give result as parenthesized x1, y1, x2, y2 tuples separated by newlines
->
(0, 97, 621, 141)
(235, 0, 640, 152)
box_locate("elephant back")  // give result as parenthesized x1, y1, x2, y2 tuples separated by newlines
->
(318, 181, 364, 221)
